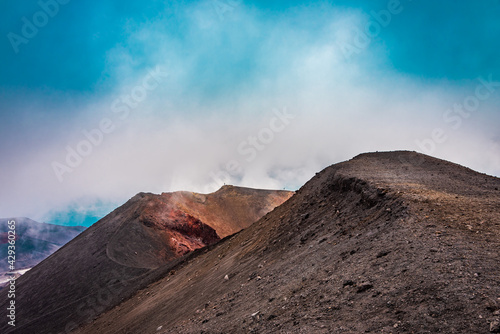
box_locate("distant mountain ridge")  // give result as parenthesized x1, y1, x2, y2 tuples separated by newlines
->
(0, 217, 86, 274)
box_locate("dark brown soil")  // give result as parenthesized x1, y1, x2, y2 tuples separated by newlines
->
(71, 151, 500, 334)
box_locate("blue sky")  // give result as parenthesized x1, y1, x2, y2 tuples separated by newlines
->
(1, 0, 499, 226)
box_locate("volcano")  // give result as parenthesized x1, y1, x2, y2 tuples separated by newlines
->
(0, 186, 292, 334)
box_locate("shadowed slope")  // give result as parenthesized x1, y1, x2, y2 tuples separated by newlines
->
(73, 151, 500, 334)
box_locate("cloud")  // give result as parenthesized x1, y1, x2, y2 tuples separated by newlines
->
(1, 1, 499, 224)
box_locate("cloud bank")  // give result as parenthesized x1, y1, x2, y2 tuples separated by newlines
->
(1, 0, 499, 225)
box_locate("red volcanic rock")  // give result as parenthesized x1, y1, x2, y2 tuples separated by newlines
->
(139, 209, 220, 257)
(167, 211, 220, 245)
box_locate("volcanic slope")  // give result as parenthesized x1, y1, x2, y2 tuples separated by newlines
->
(0, 186, 292, 334)
(75, 151, 500, 334)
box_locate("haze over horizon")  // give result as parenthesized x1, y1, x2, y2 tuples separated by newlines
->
(1, 0, 499, 226)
